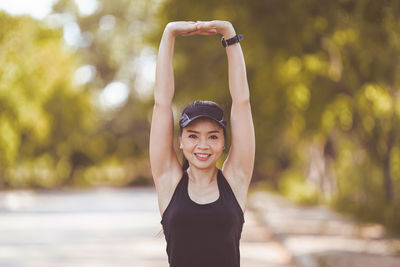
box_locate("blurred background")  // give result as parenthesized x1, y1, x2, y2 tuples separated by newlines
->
(1, 0, 400, 266)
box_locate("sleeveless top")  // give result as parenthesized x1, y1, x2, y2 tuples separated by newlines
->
(160, 169, 245, 267)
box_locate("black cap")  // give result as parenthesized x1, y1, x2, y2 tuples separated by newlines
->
(179, 100, 226, 129)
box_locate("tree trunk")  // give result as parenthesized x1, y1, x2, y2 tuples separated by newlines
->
(383, 131, 394, 203)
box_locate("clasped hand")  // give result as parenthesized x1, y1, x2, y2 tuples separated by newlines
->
(165, 20, 235, 38)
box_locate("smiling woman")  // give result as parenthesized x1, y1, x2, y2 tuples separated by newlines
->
(149, 20, 255, 267)
(178, 101, 227, 171)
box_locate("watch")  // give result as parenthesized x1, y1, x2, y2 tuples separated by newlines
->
(221, 34, 243, 48)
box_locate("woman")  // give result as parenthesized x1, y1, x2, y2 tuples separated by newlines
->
(149, 20, 255, 267)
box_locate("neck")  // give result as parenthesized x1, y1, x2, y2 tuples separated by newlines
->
(187, 166, 218, 186)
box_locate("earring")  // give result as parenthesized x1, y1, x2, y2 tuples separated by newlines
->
(180, 143, 183, 149)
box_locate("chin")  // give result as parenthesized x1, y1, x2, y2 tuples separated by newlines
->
(188, 157, 220, 170)
(194, 163, 216, 170)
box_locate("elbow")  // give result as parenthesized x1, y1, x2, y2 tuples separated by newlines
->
(153, 86, 174, 107)
(232, 96, 250, 106)
(153, 101, 173, 113)
(153, 95, 173, 108)
(231, 86, 250, 105)
(154, 101, 172, 109)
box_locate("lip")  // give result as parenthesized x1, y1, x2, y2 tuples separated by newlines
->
(194, 153, 211, 161)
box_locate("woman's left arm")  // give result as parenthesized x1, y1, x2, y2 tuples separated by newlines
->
(197, 21, 255, 186)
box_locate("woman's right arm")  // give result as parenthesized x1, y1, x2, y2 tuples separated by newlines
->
(150, 22, 211, 185)
(150, 24, 182, 184)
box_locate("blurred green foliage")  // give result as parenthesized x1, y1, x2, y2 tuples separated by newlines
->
(1, 0, 400, 236)
(0, 11, 97, 188)
(49, 0, 159, 187)
(149, 0, 400, 235)
(0, 0, 158, 189)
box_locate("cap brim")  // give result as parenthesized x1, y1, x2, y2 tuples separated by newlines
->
(180, 115, 226, 129)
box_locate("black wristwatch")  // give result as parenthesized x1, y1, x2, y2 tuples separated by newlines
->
(221, 34, 243, 48)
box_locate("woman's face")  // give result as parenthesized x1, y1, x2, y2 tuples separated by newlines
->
(180, 118, 225, 170)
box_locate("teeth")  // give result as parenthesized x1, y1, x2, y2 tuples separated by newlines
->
(196, 154, 209, 158)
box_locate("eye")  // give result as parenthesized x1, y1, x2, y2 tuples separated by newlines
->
(209, 135, 218, 140)
(188, 134, 197, 139)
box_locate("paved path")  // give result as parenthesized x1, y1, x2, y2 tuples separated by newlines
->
(241, 207, 296, 267)
(248, 191, 400, 267)
(0, 187, 295, 267)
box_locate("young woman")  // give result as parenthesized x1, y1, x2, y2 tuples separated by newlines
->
(149, 20, 255, 267)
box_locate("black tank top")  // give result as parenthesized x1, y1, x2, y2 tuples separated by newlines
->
(161, 169, 245, 267)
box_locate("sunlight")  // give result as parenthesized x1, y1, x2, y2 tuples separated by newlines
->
(99, 81, 130, 109)
(74, 0, 98, 16)
(0, 0, 57, 19)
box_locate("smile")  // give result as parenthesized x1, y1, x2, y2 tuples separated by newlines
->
(194, 153, 211, 161)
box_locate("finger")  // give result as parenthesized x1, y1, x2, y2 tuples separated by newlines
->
(181, 32, 195, 36)
(181, 31, 214, 36)
(184, 24, 198, 33)
(196, 22, 205, 29)
(197, 32, 217, 35)
(197, 28, 217, 34)
(181, 30, 200, 36)
(186, 29, 217, 36)
(196, 21, 214, 29)
(193, 21, 202, 28)
(203, 29, 217, 34)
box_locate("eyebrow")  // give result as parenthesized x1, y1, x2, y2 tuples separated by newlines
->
(187, 130, 220, 134)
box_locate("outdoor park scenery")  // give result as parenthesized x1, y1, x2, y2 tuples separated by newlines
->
(1, 0, 400, 266)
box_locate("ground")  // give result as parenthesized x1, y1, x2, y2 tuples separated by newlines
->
(0, 187, 399, 267)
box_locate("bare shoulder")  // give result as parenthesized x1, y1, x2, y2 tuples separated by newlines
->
(221, 166, 251, 213)
(153, 167, 183, 217)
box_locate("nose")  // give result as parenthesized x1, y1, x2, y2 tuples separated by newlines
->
(197, 137, 209, 149)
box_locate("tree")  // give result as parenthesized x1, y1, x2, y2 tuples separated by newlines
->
(148, 0, 400, 235)
(0, 11, 96, 189)
(49, 0, 161, 185)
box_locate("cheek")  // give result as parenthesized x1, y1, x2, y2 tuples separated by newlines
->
(181, 139, 195, 149)
(212, 140, 225, 151)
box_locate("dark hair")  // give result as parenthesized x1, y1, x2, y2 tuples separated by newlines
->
(179, 100, 227, 171)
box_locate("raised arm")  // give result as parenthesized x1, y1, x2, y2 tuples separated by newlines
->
(150, 23, 181, 182)
(150, 22, 217, 184)
(196, 21, 255, 186)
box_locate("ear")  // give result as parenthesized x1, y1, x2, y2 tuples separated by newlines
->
(179, 137, 183, 149)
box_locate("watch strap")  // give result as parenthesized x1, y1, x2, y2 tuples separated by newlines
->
(221, 34, 243, 48)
